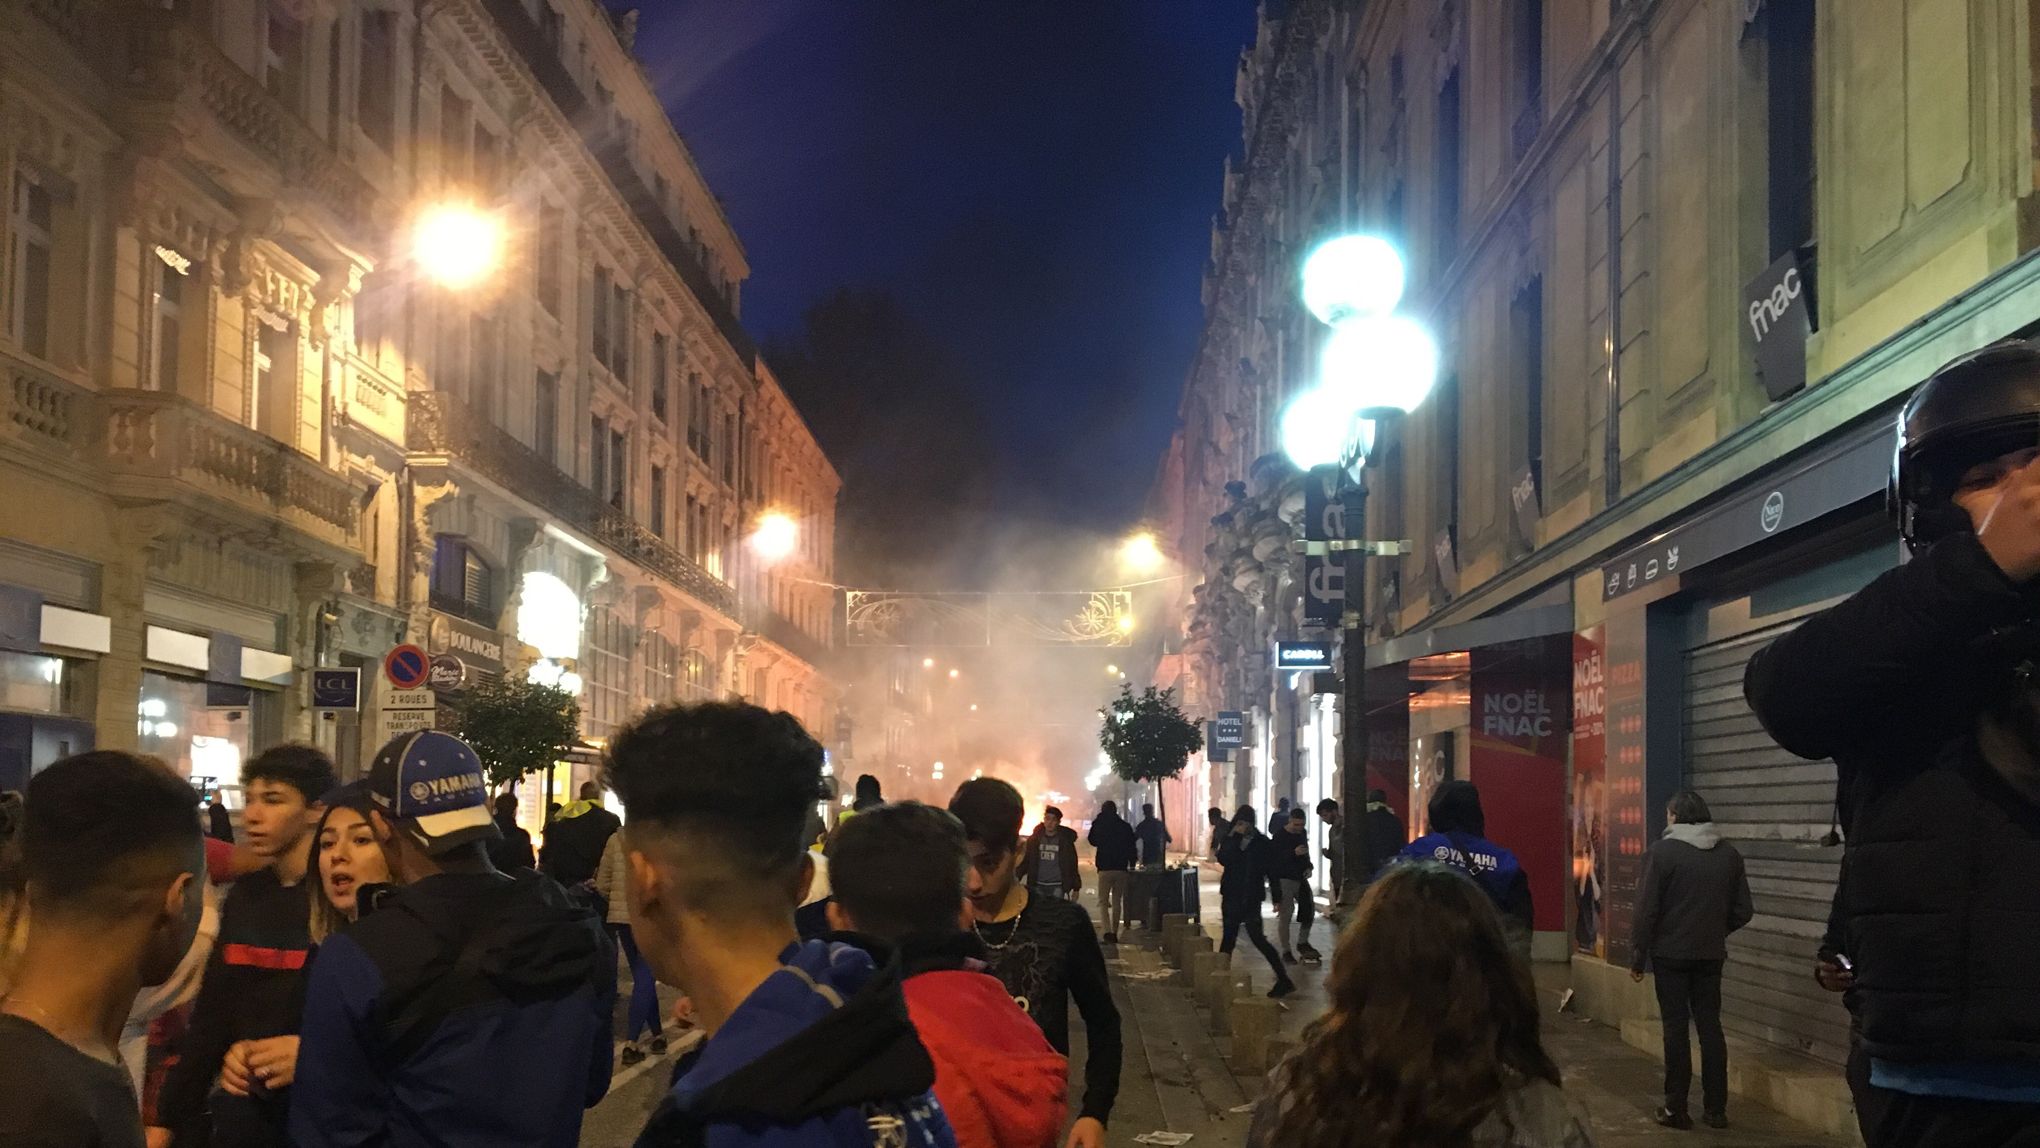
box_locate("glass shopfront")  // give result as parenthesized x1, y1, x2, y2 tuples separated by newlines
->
(139, 670, 273, 796)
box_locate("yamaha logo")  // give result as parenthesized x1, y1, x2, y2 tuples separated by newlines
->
(409, 781, 431, 803)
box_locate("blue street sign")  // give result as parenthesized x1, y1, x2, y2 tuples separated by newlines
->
(312, 667, 361, 711)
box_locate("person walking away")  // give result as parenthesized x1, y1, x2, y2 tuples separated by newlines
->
(1628, 791, 1754, 1130)
(538, 781, 620, 888)
(951, 778, 1120, 1148)
(604, 703, 956, 1147)
(154, 744, 335, 1148)
(0, 751, 206, 1148)
(1135, 803, 1170, 868)
(596, 829, 666, 1066)
(1744, 341, 2040, 1147)
(1269, 809, 1319, 963)
(1217, 806, 1296, 998)
(1266, 796, 1293, 840)
(208, 801, 235, 844)
(827, 801, 1068, 1148)
(289, 732, 614, 1148)
(1397, 780, 1534, 964)
(1361, 789, 1406, 882)
(1246, 862, 1593, 1147)
(846, 772, 885, 816)
(488, 792, 535, 872)
(1086, 800, 1136, 943)
(1022, 806, 1081, 902)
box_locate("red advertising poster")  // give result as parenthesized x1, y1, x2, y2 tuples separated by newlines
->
(1602, 614, 1649, 969)
(1571, 627, 1608, 959)
(1468, 635, 1571, 935)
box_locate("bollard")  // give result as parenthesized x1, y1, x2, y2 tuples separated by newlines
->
(1173, 935, 1213, 985)
(1174, 927, 1212, 970)
(1231, 996, 1283, 1072)
(1188, 949, 1228, 995)
(1160, 914, 1194, 963)
(1209, 972, 1252, 1036)
(1197, 959, 1234, 1014)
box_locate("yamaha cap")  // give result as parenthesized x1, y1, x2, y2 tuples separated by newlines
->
(365, 730, 500, 856)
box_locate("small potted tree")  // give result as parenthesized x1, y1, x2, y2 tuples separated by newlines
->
(1099, 683, 1204, 924)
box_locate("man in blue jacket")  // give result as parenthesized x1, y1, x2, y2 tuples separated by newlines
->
(605, 701, 957, 1148)
(289, 732, 614, 1147)
(1397, 780, 1534, 963)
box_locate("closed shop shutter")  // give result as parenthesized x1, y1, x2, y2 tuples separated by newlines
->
(1682, 540, 1894, 1067)
(1684, 620, 1850, 1064)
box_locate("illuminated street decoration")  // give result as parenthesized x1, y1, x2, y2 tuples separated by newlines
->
(845, 590, 1135, 647)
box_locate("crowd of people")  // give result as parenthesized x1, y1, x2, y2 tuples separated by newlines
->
(7, 340, 2040, 1146)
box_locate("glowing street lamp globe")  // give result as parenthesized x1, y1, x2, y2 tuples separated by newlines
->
(750, 511, 799, 563)
(1300, 234, 1406, 328)
(1281, 386, 1363, 470)
(413, 202, 505, 290)
(1320, 314, 1441, 418)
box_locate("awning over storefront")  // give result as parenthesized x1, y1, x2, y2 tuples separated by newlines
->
(1367, 585, 1574, 670)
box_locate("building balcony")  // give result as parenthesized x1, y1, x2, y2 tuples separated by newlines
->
(407, 391, 738, 618)
(125, 7, 377, 232)
(3, 349, 95, 466)
(749, 605, 828, 668)
(100, 390, 364, 556)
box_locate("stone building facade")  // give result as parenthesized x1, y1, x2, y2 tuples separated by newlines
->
(1150, 0, 2040, 1111)
(0, 0, 840, 818)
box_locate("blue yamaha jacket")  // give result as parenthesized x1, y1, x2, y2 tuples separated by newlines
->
(635, 938, 958, 1148)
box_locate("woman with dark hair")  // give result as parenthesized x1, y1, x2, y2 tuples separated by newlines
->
(208, 800, 236, 844)
(1249, 862, 1593, 1147)
(850, 773, 884, 814)
(1217, 805, 1294, 999)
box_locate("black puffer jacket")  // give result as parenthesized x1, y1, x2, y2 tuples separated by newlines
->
(1216, 828, 1274, 908)
(1745, 530, 2040, 1064)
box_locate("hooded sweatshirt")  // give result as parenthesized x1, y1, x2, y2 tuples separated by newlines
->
(1629, 821, 1754, 970)
(899, 934, 1067, 1148)
(636, 938, 958, 1148)
(540, 799, 621, 887)
(289, 869, 615, 1148)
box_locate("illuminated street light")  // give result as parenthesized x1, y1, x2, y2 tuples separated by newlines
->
(948, 668, 960, 680)
(1320, 314, 1441, 418)
(750, 511, 799, 563)
(1106, 664, 1120, 676)
(413, 201, 505, 290)
(1300, 234, 1405, 327)
(1116, 614, 1136, 635)
(1119, 532, 1165, 575)
(1282, 386, 1363, 470)
(923, 657, 936, 669)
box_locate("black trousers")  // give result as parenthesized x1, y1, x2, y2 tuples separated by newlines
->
(1219, 899, 1287, 983)
(1653, 957, 1728, 1118)
(1858, 1079, 2040, 1147)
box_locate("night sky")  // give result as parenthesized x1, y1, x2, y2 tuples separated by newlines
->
(631, 1, 1260, 540)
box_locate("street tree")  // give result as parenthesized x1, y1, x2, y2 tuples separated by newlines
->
(1098, 683, 1203, 847)
(452, 676, 581, 792)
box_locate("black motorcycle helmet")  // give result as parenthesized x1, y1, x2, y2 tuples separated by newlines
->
(1891, 339, 2040, 551)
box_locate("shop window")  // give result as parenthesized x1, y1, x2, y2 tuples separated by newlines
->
(641, 631, 676, 704)
(0, 651, 72, 716)
(139, 670, 258, 786)
(430, 535, 496, 625)
(583, 606, 630, 738)
(682, 650, 712, 701)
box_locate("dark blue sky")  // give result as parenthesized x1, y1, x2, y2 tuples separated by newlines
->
(632, 1, 1258, 529)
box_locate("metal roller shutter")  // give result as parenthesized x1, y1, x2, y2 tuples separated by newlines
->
(1683, 619, 1851, 1066)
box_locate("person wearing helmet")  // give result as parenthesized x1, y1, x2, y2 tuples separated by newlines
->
(1745, 340, 2040, 1146)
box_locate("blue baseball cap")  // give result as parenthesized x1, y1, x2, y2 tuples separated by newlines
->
(365, 731, 499, 856)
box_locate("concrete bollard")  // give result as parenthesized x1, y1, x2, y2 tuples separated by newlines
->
(1173, 934, 1213, 986)
(1188, 949, 1229, 996)
(1209, 972, 1252, 1036)
(1231, 996, 1283, 1072)
(1160, 914, 1194, 963)
(1176, 928, 1212, 971)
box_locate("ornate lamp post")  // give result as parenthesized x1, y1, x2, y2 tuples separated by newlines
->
(1282, 233, 1439, 908)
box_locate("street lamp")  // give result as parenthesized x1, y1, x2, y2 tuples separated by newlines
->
(750, 511, 799, 563)
(1281, 232, 1440, 912)
(413, 201, 505, 290)
(1119, 531, 1165, 576)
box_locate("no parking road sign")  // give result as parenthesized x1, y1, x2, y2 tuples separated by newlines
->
(383, 644, 430, 691)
